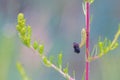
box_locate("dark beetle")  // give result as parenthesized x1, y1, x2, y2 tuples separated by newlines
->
(73, 42, 80, 54)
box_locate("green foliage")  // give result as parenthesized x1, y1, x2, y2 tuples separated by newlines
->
(87, 25, 120, 62)
(89, 0, 94, 4)
(63, 63, 69, 74)
(98, 37, 119, 57)
(80, 28, 86, 48)
(16, 62, 30, 80)
(0, 36, 15, 80)
(16, 13, 74, 80)
(82, 70, 85, 80)
(82, 2, 86, 16)
(58, 52, 63, 69)
(33, 41, 39, 50)
(16, 13, 32, 47)
(111, 42, 119, 50)
(90, 44, 98, 57)
(84, 0, 94, 4)
(43, 57, 51, 67)
(38, 44, 44, 54)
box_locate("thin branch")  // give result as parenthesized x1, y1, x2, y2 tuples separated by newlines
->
(88, 29, 120, 62)
(30, 46, 75, 80)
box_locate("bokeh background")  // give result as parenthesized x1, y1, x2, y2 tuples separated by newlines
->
(0, 0, 120, 80)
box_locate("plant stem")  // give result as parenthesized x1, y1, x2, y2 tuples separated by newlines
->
(88, 28, 120, 62)
(30, 46, 75, 80)
(85, 1, 90, 80)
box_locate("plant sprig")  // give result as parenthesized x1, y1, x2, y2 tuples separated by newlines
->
(16, 62, 30, 80)
(16, 13, 75, 80)
(88, 27, 120, 61)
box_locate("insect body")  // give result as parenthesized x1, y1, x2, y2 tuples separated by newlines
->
(73, 42, 80, 54)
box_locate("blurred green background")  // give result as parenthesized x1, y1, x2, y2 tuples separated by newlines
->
(0, 0, 120, 80)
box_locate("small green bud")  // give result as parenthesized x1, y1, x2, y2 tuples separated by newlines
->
(82, 2, 86, 16)
(43, 57, 51, 67)
(23, 37, 31, 47)
(89, 0, 94, 4)
(18, 13, 24, 20)
(84, 0, 94, 4)
(16, 25, 21, 32)
(27, 25, 32, 37)
(98, 42, 103, 47)
(20, 20, 26, 26)
(104, 47, 109, 53)
(58, 52, 63, 69)
(113, 42, 119, 49)
(63, 64, 69, 74)
(81, 28, 86, 42)
(17, 13, 26, 28)
(20, 27, 26, 36)
(33, 41, 39, 50)
(98, 42, 104, 53)
(115, 42, 119, 47)
(38, 44, 44, 54)
(110, 42, 119, 50)
(26, 38, 31, 47)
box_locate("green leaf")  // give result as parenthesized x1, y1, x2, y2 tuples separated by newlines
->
(43, 57, 51, 67)
(90, 45, 97, 56)
(38, 44, 44, 54)
(89, 0, 94, 4)
(103, 47, 109, 54)
(21, 27, 26, 36)
(84, 0, 95, 4)
(98, 42, 104, 53)
(82, 70, 85, 80)
(25, 38, 31, 47)
(21, 36, 30, 47)
(114, 42, 119, 48)
(16, 25, 21, 32)
(27, 25, 32, 38)
(103, 38, 108, 48)
(58, 52, 63, 69)
(82, 2, 86, 15)
(17, 13, 26, 27)
(16, 62, 30, 80)
(17, 13, 24, 20)
(63, 63, 69, 74)
(33, 41, 39, 50)
(111, 42, 119, 50)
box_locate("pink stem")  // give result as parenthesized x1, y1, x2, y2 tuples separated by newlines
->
(85, 2, 90, 80)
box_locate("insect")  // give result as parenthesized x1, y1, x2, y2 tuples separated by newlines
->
(73, 42, 80, 54)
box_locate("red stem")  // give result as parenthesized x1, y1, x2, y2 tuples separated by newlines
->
(85, 2, 90, 80)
